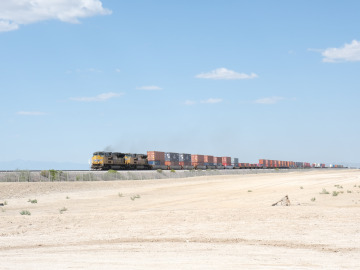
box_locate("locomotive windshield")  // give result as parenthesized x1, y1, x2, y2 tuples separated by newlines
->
(93, 152, 105, 156)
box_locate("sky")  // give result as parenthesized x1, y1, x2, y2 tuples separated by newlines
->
(1, 0, 359, 168)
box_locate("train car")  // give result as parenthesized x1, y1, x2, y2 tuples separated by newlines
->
(91, 151, 152, 170)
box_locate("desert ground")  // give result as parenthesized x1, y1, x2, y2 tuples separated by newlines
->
(0, 169, 359, 269)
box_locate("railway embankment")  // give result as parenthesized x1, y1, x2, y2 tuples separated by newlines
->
(0, 168, 346, 182)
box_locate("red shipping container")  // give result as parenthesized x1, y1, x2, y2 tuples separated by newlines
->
(147, 151, 165, 161)
(216, 157, 223, 164)
(204, 155, 214, 163)
(222, 157, 231, 166)
(191, 155, 204, 163)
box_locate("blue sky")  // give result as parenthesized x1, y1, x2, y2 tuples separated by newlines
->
(1, 0, 359, 167)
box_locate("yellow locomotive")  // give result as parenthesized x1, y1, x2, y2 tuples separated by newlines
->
(91, 151, 151, 170)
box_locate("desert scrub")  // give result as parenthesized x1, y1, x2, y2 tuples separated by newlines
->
(28, 199, 37, 204)
(157, 169, 162, 173)
(118, 193, 123, 197)
(334, 185, 343, 189)
(320, 188, 330, 194)
(347, 190, 352, 193)
(59, 207, 67, 214)
(40, 169, 64, 181)
(332, 191, 339, 196)
(130, 194, 141, 201)
(20, 210, 31, 215)
(300, 186, 304, 189)
(66, 196, 70, 199)
(311, 197, 316, 202)
(248, 190, 252, 192)
(170, 169, 176, 173)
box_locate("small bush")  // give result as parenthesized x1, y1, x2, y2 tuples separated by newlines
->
(41, 169, 63, 181)
(66, 196, 70, 199)
(170, 169, 176, 173)
(20, 210, 31, 215)
(130, 194, 141, 200)
(4, 201, 7, 206)
(248, 190, 252, 192)
(300, 186, 304, 189)
(28, 199, 37, 204)
(118, 193, 123, 197)
(157, 169, 162, 173)
(311, 197, 316, 202)
(59, 207, 67, 214)
(320, 188, 330, 194)
(332, 191, 339, 196)
(1, 208, 5, 212)
(347, 190, 352, 193)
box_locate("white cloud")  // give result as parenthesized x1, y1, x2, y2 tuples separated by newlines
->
(184, 100, 196, 105)
(17, 111, 46, 115)
(195, 68, 258, 80)
(321, 40, 360, 62)
(70, 92, 123, 102)
(254, 96, 285, 104)
(0, 0, 111, 32)
(136, 86, 162, 90)
(200, 98, 223, 104)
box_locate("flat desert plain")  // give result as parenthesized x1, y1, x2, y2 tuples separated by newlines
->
(0, 169, 359, 269)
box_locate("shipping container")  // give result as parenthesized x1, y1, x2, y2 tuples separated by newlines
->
(165, 152, 180, 162)
(165, 161, 179, 166)
(222, 157, 231, 166)
(191, 154, 205, 163)
(204, 155, 214, 164)
(148, 160, 164, 166)
(192, 162, 205, 167)
(179, 161, 192, 166)
(147, 151, 165, 161)
(179, 153, 191, 162)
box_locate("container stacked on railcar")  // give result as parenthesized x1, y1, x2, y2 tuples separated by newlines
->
(91, 150, 344, 170)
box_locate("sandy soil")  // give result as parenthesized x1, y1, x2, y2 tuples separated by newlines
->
(0, 169, 359, 269)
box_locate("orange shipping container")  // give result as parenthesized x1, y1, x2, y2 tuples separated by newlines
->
(165, 161, 179, 166)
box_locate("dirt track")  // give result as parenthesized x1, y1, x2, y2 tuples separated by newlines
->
(0, 169, 359, 269)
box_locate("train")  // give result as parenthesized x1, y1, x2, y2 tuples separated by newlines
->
(91, 151, 344, 171)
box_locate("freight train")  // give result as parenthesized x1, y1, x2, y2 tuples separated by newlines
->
(91, 151, 344, 170)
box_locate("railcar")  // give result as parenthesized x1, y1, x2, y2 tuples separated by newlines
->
(91, 152, 152, 170)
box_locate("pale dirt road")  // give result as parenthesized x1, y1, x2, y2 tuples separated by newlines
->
(0, 169, 359, 269)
